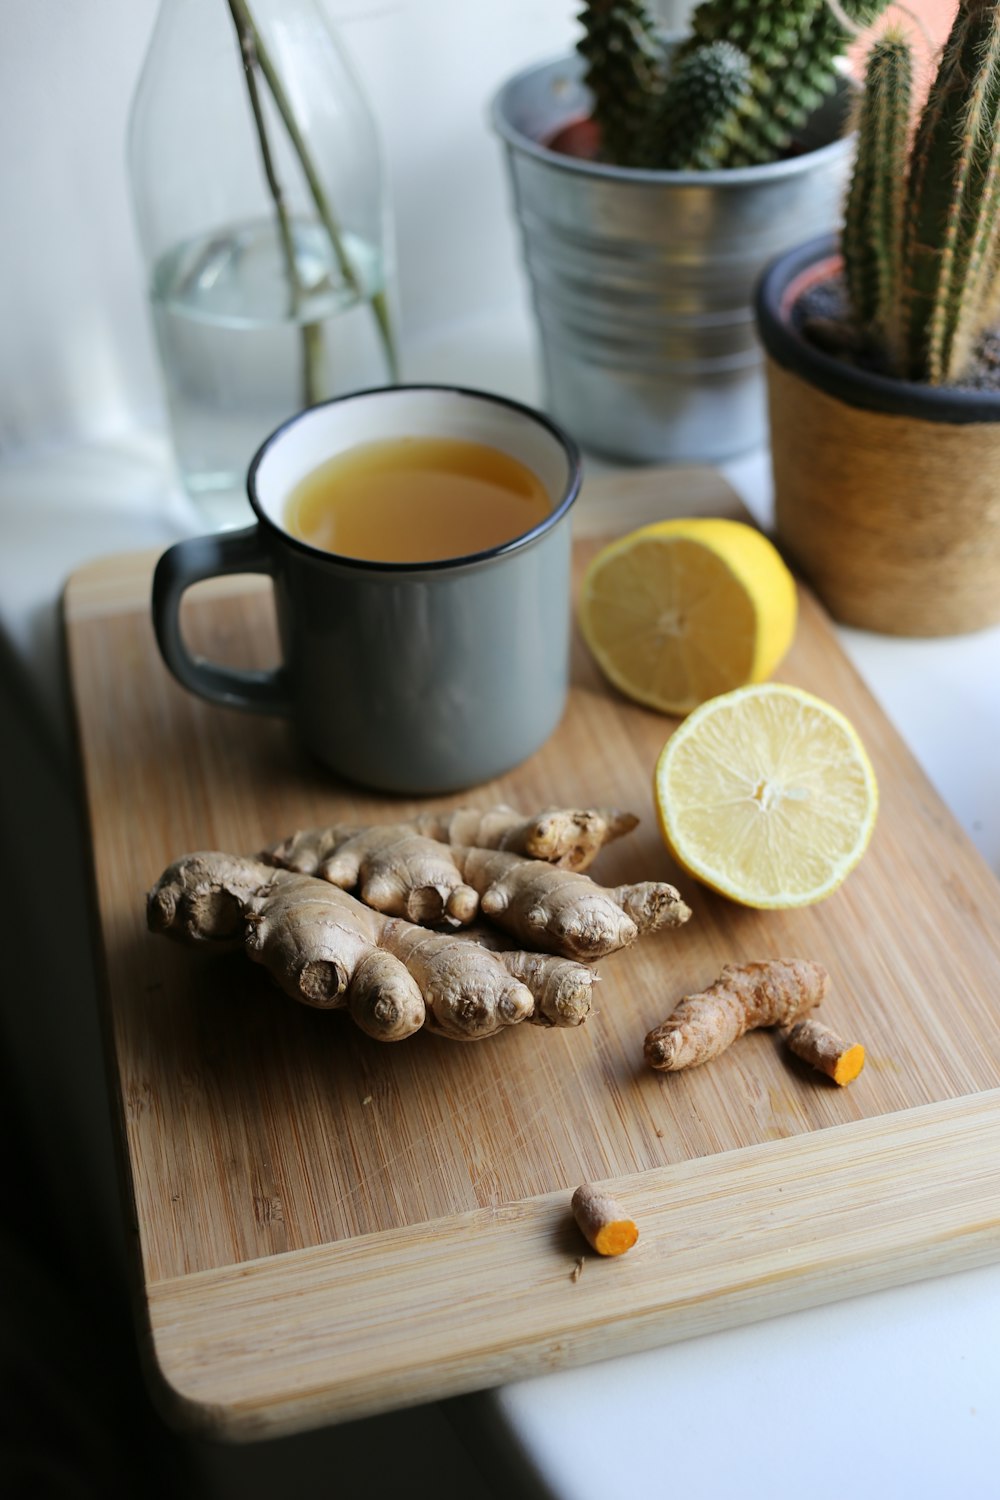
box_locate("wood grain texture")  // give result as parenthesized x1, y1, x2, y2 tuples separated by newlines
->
(63, 465, 1000, 1439)
(145, 1092, 1000, 1439)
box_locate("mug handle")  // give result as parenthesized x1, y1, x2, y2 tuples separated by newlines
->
(152, 526, 292, 716)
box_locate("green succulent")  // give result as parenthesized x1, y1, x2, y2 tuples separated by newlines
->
(576, 0, 662, 167)
(652, 40, 752, 171)
(683, 0, 887, 168)
(576, 0, 887, 171)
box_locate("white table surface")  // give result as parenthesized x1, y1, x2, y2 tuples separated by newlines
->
(2, 325, 998, 1500)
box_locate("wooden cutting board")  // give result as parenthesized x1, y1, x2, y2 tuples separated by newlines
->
(64, 465, 1000, 1442)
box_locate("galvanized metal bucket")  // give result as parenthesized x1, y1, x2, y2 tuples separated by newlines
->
(491, 54, 855, 464)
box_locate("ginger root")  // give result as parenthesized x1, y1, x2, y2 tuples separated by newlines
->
(787, 1017, 865, 1086)
(644, 959, 828, 1072)
(148, 805, 691, 1044)
(265, 813, 690, 959)
(468, 846, 689, 959)
(571, 1183, 639, 1256)
(266, 823, 481, 927)
(268, 803, 639, 880)
(145, 852, 274, 949)
(404, 804, 639, 870)
(148, 853, 597, 1042)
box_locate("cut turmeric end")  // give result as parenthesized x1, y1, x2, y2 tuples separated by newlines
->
(592, 1219, 640, 1257)
(571, 1183, 638, 1257)
(787, 1018, 865, 1086)
(832, 1042, 866, 1086)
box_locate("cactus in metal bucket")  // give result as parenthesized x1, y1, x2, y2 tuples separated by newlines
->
(652, 40, 752, 170)
(896, 0, 1000, 384)
(683, 0, 888, 167)
(576, 0, 888, 171)
(841, 26, 913, 354)
(576, 0, 662, 167)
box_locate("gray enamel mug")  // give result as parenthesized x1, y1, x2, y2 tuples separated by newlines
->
(151, 385, 583, 794)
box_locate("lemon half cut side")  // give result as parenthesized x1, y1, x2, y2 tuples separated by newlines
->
(578, 517, 797, 716)
(654, 683, 879, 909)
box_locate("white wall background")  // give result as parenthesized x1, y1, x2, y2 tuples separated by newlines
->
(0, 0, 697, 461)
(0, 0, 581, 456)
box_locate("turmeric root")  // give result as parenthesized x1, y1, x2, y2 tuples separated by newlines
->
(786, 1017, 865, 1086)
(644, 959, 829, 1072)
(267, 803, 638, 881)
(266, 820, 690, 959)
(571, 1183, 639, 1256)
(148, 853, 597, 1041)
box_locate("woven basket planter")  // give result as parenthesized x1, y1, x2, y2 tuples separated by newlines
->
(755, 235, 1000, 637)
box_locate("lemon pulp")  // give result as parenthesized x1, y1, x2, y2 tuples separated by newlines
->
(654, 683, 879, 908)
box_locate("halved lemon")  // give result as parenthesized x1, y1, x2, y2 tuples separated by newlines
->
(654, 683, 878, 908)
(578, 518, 797, 715)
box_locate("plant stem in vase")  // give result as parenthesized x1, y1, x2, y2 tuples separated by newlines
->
(226, 1, 325, 408)
(226, 0, 399, 385)
(129, 0, 399, 530)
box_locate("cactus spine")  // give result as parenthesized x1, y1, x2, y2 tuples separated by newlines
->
(653, 41, 752, 170)
(842, 26, 913, 362)
(897, 0, 1000, 384)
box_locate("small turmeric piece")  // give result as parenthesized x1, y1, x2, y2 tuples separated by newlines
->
(787, 1017, 865, 1086)
(571, 1183, 639, 1256)
(644, 959, 829, 1072)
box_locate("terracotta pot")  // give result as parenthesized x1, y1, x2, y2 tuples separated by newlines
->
(755, 234, 1000, 637)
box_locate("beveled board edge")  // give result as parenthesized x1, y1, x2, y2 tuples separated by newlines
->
(143, 1088, 1000, 1442)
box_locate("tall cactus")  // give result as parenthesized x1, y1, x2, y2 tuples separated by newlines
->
(576, 0, 662, 167)
(897, 0, 1000, 384)
(842, 26, 913, 358)
(653, 40, 752, 170)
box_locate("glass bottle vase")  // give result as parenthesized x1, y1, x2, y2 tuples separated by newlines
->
(128, 0, 399, 530)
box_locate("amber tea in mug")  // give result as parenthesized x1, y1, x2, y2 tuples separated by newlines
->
(152, 386, 581, 793)
(283, 436, 552, 563)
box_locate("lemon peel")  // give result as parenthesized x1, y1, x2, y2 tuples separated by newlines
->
(578, 517, 797, 716)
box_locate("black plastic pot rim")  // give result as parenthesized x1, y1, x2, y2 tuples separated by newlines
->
(755, 233, 1000, 425)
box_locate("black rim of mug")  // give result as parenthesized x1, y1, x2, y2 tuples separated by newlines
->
(245, 383, 584, 573)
